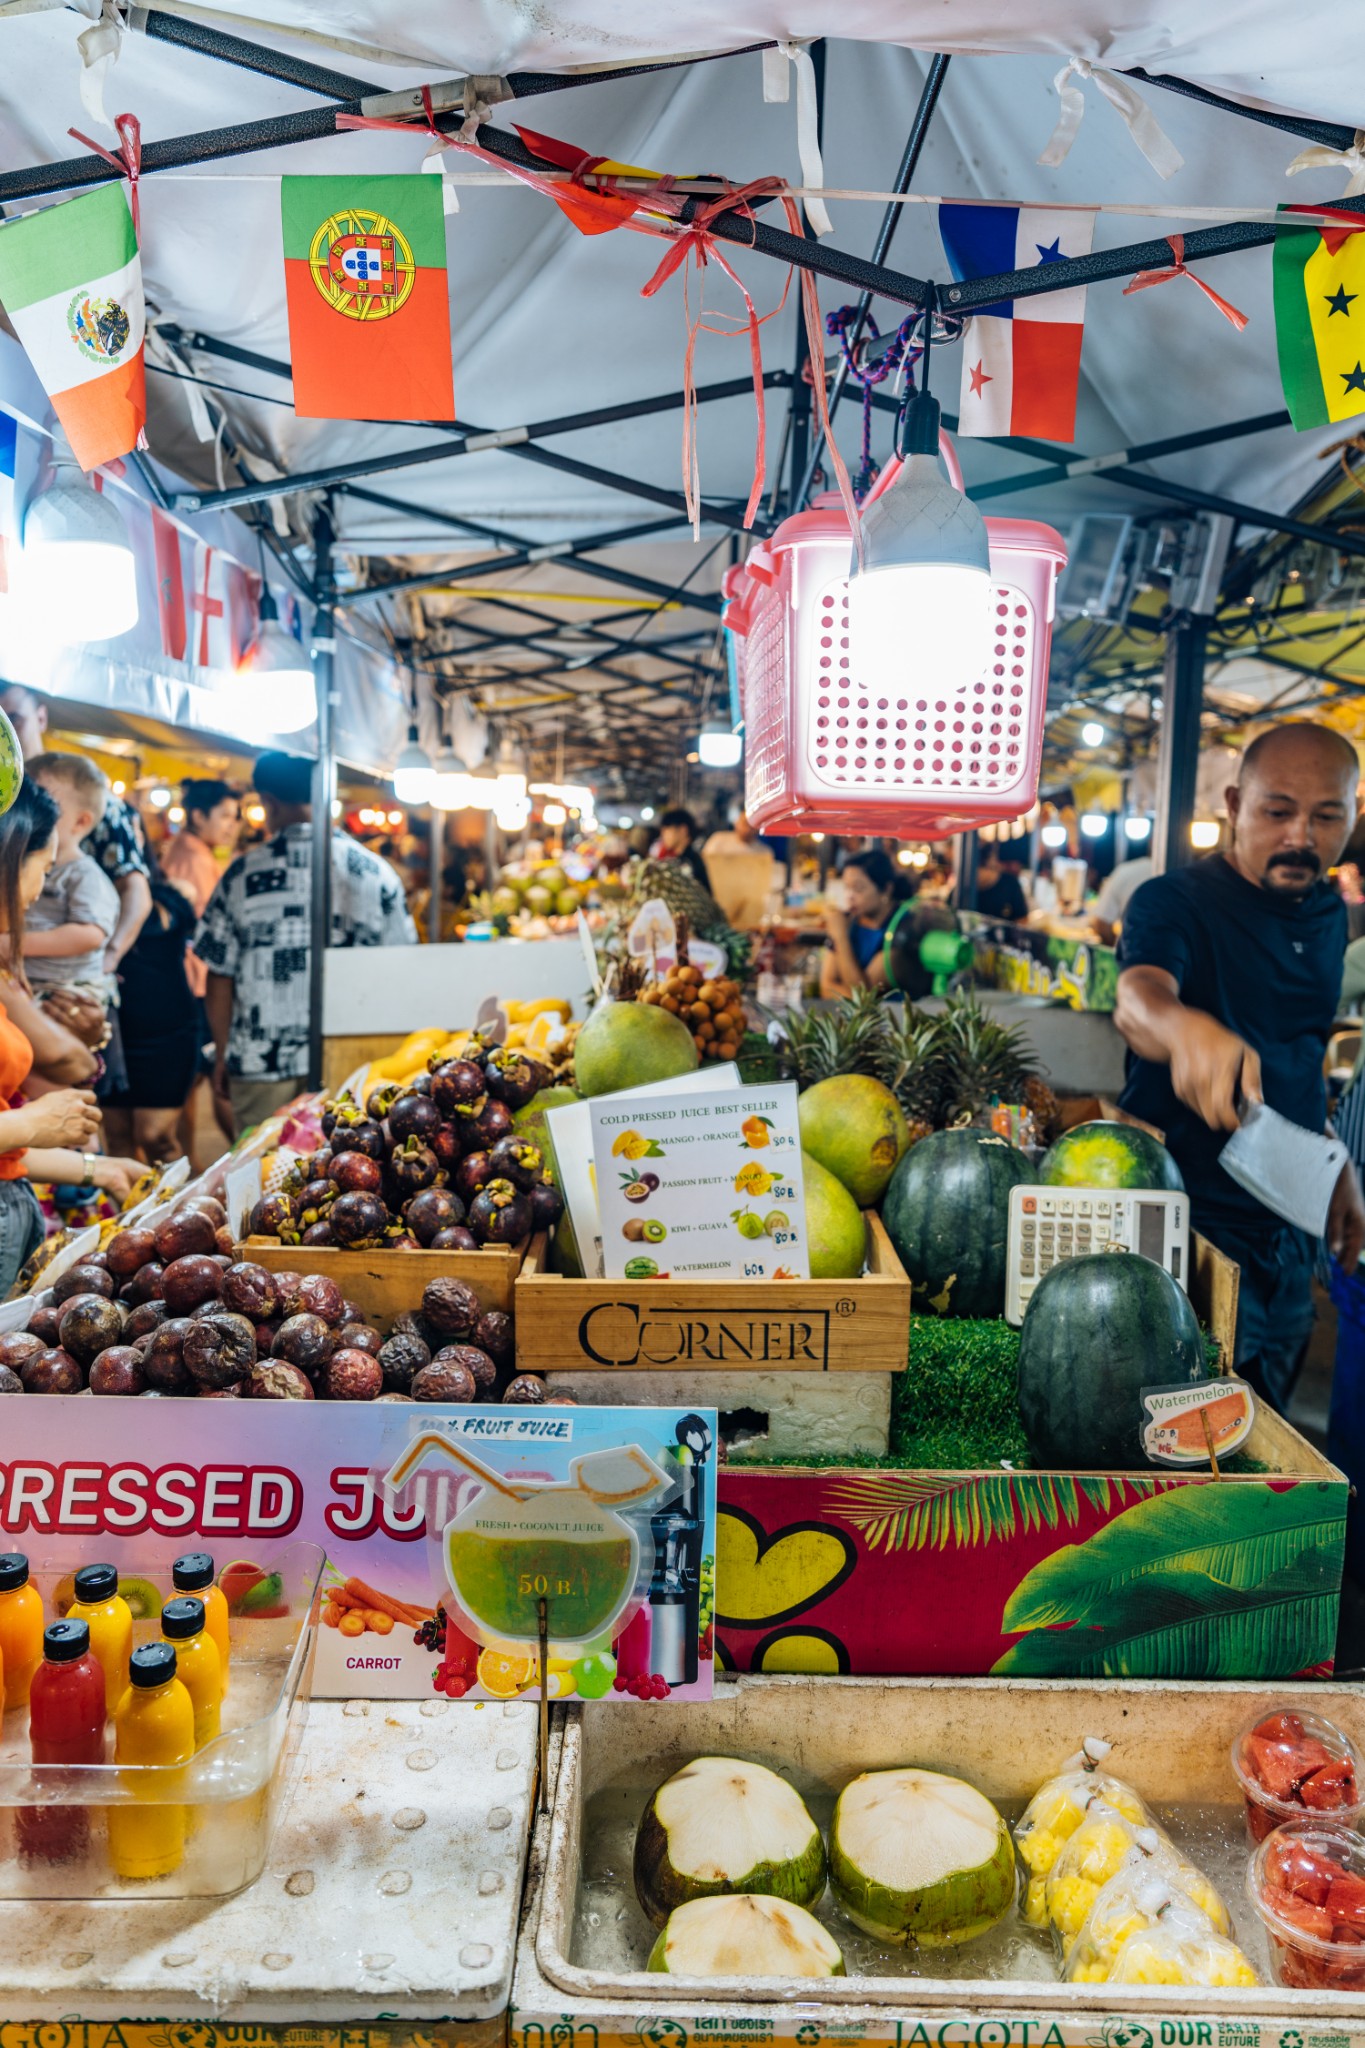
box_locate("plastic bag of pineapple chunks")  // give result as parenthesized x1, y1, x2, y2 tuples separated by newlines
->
(1015, 1764, 1154, 1928)
(1070, 1904, 1258, 1989)
(1044, 1801, 1173, 1953)
(1064, 1855, 1235, 1981)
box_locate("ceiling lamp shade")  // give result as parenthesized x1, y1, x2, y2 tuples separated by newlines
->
(430, 743, 471, 812)
(236, 587, 316, 734)
(21, 447, 139, 643)
(698, 722, 742, 768)
(494, 735, 527, 802)
(392, 724, 434, 806)
(846, 389, 992, 700)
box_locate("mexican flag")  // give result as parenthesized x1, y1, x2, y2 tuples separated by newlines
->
(281, 175, 454, 420)
(1273, 204, 1365, 429)
(0, 182, 145, 471)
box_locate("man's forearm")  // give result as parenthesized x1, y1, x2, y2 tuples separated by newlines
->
(205, 973, 233, 1062)
(1114, 965, 1186, 1064)
(106, 871, 152, 967)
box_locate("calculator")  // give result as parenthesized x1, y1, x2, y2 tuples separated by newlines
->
(1004, 1186, 1189, 1326)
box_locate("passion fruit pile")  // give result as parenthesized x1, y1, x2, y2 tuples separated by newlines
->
(248, 1045, 566, 1252)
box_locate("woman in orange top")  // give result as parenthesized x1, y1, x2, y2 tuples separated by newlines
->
(0, 780, 140, 1295)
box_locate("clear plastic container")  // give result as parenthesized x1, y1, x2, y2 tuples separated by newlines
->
(1231, 1703, 1365, 1845)
(1248, 1818, 1365, 1991)
(0, 1541, 321, 1897)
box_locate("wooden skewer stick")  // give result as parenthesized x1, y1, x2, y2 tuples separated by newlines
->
(537, 1594, 550, 1816)
(1201, 1409, 1222, 1479)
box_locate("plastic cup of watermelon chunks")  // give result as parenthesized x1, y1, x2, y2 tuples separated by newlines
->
(1249, 1820, 1365, 1991)
(1231, 1705, 1365, 1847)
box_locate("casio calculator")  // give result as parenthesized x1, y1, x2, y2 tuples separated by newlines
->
(1004, 1185, 1189, 1326)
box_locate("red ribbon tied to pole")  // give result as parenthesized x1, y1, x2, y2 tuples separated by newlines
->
(1122, 233, 1248, 330)
(67, 111, 142, 237)
(334, 84, 446, 154)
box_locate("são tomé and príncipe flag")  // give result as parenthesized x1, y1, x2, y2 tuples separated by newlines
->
(1273, 204, 1365, 430)
(281, 175, 454, 421)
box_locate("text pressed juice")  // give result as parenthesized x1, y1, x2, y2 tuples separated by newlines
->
(173, 1552, 229, 1695)
(66, 1562, 133, 1715)
(107, 1642, 195, 1881)
(17, 1619, 106, 1863)
(161, 1597, 221, 1747)
(0, 1552, 44, 1710)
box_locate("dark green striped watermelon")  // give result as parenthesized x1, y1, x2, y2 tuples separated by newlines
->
(882, 1129, 1036, 1319)
(1017, 1252, 1204, 1470)
(1040, 1120, 1183, 1192)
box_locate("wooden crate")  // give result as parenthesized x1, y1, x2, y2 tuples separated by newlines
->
(239, 1235, 540, 1320)
(514, 1211, 911, 1375)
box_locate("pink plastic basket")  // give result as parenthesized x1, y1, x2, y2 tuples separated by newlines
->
(731, 447, 1066, 839)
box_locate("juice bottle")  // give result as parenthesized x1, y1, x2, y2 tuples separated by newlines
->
(106, 1642, 195, 1881)
(67, 1563, 133, 1715)
(160, 1597, 221, 1748)
(0, 1552, 43, 1710)
(16, 1618, 107, 1863)
(172, 1552, 229, 1694)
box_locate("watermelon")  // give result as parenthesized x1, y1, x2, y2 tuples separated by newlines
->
(881, 1129, 1036, 1319)
(1040, 1120, 1184, 1192)
(1016, 1251, 1204, 1469)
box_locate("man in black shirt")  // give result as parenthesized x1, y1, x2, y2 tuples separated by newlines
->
(1115, 722, 1365, 1410)
(976, 849, 1029, 922)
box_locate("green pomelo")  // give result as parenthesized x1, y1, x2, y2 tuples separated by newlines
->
(647, 1895, 845, 1978)
(490, 887, 522, 919)
(1017, 1251, 1204, 1470)
(882, 1128, 1036, 1318)
(798, 1074, 910, 1207)
(803, 1151, 867, 1279)
(538, 866, 567, 894)
(574, 998, 699, 1098)
(1040, 1120, 1183, 1192)
(830, 1767, 1015, 1947)
(523, 885, 555, 916)
(512, 1086, 580, 1191)
(634, 1756, 827, 1928)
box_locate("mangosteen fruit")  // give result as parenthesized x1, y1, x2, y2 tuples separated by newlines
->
(328, 1150, 384, 1196)
(57, 1293, 125, 1368)
(430, 1226, 478, 1251)
(388, 1140, 438, 1198)
(0, 1364, 21, 1394)
(0, 1330, 46, 1373)
(411, 1355, 477, 1402)
(487, 1135, 544, 1192)
(161, 1254, 225, 1317)
(26, 1304, 62, 1345)
(421, 1275, 481, 1341)
(53, 1261, 114, 1305)
(474, 1310, 514, 1362)
(153, 1206, 218, 1264)
(272, 1313, 332, 1376)
(405, 1187, 464, 1247)
(128, 1261, 166, 1305)
(302, 1222, 335, 1246)
(483, 1049, 541, 1110)
(378, 1331, 429, 1393)
(502, 1373, 548, 1405)
(454, 1151, 493, 1205)
(22, 1347, 83, 1394)
(469, 1178, 532, 1246)
(143, 1319, 196, 1393)
(340, 1117, 387, 1161)
(183, 1195, 228, 1228)
(124, 1299, 169, 1342)
(90, 1347, 147, 1397)
(430, 1123, 462, 1173)
(292, 1273, 345, 1326)
(330, 1190, 388, 1248)
(388, 1091, 442, 1145)
(246, 1361, 315, 1401)
(430, 1059, 487, 1120)
(248, 1194, 296, 1240)
(214, 1226, 236, 1258)
(432, 1342, 497, 1394)
(105, 1226, 156, 1278)
(364, 1084, 400, 1122)
(470, 1098, 514, 1151)
(337, 1322, 382, 1358)
(184, 1311, 257, 1391)
(326, 1347, 383, 1401)
(528, 1177, 565, 1231)
(221, 1261, 279, 1321)
(296, 1178, 337, 1224)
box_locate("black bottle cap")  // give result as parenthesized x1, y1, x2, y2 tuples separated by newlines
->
(172, 1551, 215, 1592)
(0, 1552, 29, 1591)
(44, 1619, 90, 1663)
(161, 1596, 205, 1640)
(129, 1641, 177, 1688)
(73, 1562, 118, 1603)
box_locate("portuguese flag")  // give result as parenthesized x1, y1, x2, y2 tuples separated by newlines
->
(281, 175, 454, 421)
(1273, 204, 1365, 430)
(0, 182, 145, 471)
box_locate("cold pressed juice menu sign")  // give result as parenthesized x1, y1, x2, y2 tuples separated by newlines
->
(590, 1083, 809, 1281)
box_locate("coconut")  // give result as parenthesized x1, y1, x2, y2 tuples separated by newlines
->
(647, 1894, 844, 1979)
(634, 1756, 827, 1929)
(829, 1767, 1015, 1946)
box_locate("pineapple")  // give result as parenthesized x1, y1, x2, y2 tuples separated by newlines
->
(1024, 1073, 1061, 1143)
(777, 987, 893, 1090)
(936, 992, 1038, 1126)
(885, 1006, 948, 1137)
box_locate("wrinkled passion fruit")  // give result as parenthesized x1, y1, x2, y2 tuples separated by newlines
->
(411, 1355, 477, 1402)
(124, 1299, 169, 1341)
(89, 1347, 147, 1397)
(0, 1330, 45, 1374)
(22, 1347, 83, 1394)
(420, 1276, 480, 1341)
(246, 1361, 314, 1401)
(502, 1373, 548, 1405)
(58, 1294, 125, 1367)
(326, 1348, 383, 1401)
(272, 1313, 332, 1375)
(474, 1310, 514, 1362)
(378, 1331, 430, 1393)
(184, 1312, 256, 1392)
(143, 1318, 195, 1393)
(153, 1206, 218, 1263)
(291, 1273, 345, 1326)
(161, 1254, 224, 1317)
(433, 1342, 496, 1393)
(53, 1262, 115, 1305)
(221, 1261, 279, 1322)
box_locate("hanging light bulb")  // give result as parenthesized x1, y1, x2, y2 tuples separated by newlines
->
(236, 586, 316, 734)
(1079, 812, 1109, 838)
(1081, 720, 1106, 747)
(430, 741, 471, 812)
(392, 723, 434, 806)
(1040, 823, 1069, 850)
(463, 759, 500, 810)
(698, 722, 742, 768)
(1124, 815, 1153, 842)
(493, 733, 527, 803)
(20, 439, 139, 642)
(846, 385, 991, 697)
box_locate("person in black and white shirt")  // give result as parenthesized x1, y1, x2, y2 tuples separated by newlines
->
(195, 752, 416, 1132)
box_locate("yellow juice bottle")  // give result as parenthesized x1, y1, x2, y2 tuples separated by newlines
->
(107, 1642, 195, 1881)
(66, 1563, 133, 1716)
(160, 1597, 221, 1748)
(0, 1552, 44, 1709)
(172, 1553, 229, 1695)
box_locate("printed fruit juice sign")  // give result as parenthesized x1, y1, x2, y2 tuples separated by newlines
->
(0, 1402, 717, 1702)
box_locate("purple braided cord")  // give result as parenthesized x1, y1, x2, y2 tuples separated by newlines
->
(824, 306, 922, 501)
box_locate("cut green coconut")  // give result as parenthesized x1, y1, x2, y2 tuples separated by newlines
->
(830, 1767, 1016, 1947)
(634, 1756, 827, 1928)
(647, 1894, 845, 1978)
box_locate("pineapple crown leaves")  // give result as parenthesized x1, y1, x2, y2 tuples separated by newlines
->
(773, 987, 1038, 1132)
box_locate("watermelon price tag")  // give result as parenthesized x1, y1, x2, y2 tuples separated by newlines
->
(1141, 1378, 1255, 1467)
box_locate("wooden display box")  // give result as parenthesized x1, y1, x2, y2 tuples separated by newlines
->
(240, 1234, 540, 1319)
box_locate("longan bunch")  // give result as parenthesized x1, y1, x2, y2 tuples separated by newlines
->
(642, 963, 747, 1061)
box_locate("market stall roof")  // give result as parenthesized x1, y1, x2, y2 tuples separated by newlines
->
(3, 3, 1365, 777)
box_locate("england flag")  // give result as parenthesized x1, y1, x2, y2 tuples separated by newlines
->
(938, 204, 1095, 442)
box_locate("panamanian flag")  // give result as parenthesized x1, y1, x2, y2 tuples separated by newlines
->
(937, 204, 1095, 442)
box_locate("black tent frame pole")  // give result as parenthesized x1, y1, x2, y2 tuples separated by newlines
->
(1121, 67, 1356, 152)
(307, 500, 337, 1095)
(1153, 615, 1209, 876)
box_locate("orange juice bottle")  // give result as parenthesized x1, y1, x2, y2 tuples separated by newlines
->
(67, 1564, 133, 1716)
(172, 1553, 229, 1695)
(160, 1598, 221, 1748)
(0, 1552, 43, 1710)
(106, 1642, 195, 1880)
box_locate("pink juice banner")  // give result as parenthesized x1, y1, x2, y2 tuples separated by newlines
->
(0, 1402, 717, 1702)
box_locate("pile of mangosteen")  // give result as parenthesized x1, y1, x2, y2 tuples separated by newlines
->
(0, 1192, 549, 1405)
(246, 1044, 565, 1252)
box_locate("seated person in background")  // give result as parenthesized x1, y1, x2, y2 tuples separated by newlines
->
(975, 849, 1028, 921)
(21, 753, 119, 1013)
(820, 850, 906, 998)
(1094, 852, 1156, 947)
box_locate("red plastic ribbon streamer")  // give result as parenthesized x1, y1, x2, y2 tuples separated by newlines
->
(1122, 233, 1249, 331)
(334, 84, 446, 154)
(67, 111, 142, 237)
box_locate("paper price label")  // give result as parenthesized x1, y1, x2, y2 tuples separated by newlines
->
(1141, 1377, 1255, 1466)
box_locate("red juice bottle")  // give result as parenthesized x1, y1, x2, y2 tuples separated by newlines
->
(17, 1619, 108, 1863)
